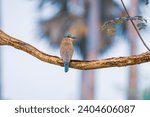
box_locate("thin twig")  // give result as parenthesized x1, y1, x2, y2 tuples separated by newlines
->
(0, 30, 150, 70)
(121, 0, 150, 51)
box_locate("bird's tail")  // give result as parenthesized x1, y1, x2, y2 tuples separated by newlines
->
(64, 62, 69, 73)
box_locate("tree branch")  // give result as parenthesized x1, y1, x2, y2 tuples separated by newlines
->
(0, 30, 150, 70)
(121, 0, 150, 51)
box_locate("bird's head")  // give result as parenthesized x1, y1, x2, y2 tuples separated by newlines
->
(64, 34, 77, 41)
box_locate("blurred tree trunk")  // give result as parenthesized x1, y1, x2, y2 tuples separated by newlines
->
(128, 0, 138, 100)
(0, 0, 2, 99)
(81, 0, 100, 100)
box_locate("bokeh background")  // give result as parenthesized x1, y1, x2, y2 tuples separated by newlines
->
(0, 0, 150, 100)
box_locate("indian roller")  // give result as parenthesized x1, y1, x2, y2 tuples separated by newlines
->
(60, 34, 76, 72)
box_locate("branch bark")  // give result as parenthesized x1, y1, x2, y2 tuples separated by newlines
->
(0, 30, 150, 70)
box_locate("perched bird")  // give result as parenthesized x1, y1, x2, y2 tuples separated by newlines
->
(60, 34, 76, 72)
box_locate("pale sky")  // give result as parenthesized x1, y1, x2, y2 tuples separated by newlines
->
(1, 0, 150, 99)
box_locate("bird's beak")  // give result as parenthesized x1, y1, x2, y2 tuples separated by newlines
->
(72, 36, 77, 40)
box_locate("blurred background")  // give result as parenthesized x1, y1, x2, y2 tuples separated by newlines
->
(0, 0, 150, 100)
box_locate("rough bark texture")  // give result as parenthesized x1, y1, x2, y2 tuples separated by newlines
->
(0, 30, 150, 70)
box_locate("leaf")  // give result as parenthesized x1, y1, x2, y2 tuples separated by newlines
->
(100, 16, 147, 36)
(145, 0, 149, 5)
(137, 23, 147, 30)
(106, 26, 116, 36)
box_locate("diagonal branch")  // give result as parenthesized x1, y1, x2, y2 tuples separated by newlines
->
(0, 30, 150, 70)
(121, 0, 150, 51)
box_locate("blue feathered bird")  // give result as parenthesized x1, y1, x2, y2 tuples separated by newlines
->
(60, 34, 76, 72)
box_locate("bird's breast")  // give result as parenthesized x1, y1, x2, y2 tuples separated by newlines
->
(60, 40, 74, 62)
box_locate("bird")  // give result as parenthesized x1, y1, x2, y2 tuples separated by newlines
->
(60, 34, 76, 72)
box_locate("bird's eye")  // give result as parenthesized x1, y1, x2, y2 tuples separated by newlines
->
(64, 34, 71, 38)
